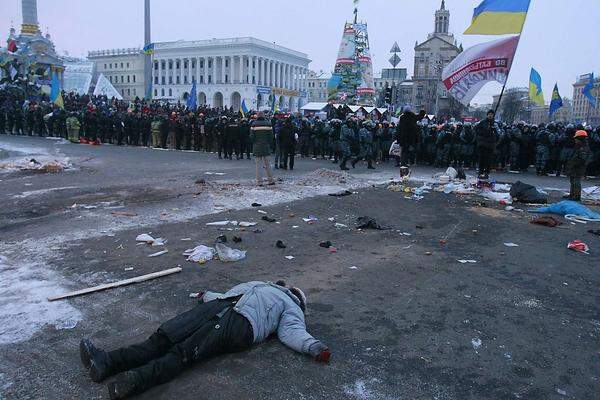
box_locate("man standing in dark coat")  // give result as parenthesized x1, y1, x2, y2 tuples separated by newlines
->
(475, 110, 498, 179)
(395, 106, 426, 166)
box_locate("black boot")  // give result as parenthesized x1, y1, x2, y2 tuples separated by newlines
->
(351, 159, 358, 169)
(107, 371, 140, 400)
(80, 339, 112, 383)
(340, 157, 349, 170)
(367, 160, 375, 169)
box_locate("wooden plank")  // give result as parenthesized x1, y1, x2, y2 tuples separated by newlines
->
(48, 267, 182, 302)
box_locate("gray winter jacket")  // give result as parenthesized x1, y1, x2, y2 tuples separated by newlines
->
(203, 281, 322, 355)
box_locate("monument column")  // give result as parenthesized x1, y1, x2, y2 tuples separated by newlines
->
(21, 0, 40, 35)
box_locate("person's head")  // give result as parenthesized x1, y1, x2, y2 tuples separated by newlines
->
(403, 105, 412, 114)
(486, 110, 495, 121)
(289, 287, 307, 312)
(256, 111, 265, 121)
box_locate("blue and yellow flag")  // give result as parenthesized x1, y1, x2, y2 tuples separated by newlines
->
(582, 73, 598, 109)
(50, 69, 64, 109)
(464, 0, 531, 35)
(529, 68, 544, 107)
(549, 84, 563, 117)
(143, 43, 154, 55)
(240, 99, 249, 118)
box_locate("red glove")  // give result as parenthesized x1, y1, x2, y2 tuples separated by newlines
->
(315, 348, 331, 363)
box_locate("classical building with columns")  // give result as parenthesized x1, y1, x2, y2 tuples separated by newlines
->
(151, 37, 310, 112)
(88, 48, 145, 100)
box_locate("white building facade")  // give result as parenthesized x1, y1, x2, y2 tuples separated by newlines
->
(151, 37, 310, 112)
(88, 48, 145, 100)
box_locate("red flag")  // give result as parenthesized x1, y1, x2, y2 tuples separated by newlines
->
(7, 39, 18, 53)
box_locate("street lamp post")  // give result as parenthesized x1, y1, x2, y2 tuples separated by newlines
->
(433, 55, 444, 119)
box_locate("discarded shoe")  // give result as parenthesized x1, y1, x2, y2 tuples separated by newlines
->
(261, 216, 276, 223)
(233, 236, 242, 243)
(276, 240, 286, 249)
(319, 241, 332, 248)
(216, 235, 227, 243)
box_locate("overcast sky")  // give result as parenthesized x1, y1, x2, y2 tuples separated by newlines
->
(1, 0, 598, 104)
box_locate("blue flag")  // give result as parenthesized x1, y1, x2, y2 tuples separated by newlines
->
(582, 73, 597, 108)
(187, 81, 197, 110)
(241, 99, 249, 118)
(50, 69, 64, 109)
(549, 83, 563, 117)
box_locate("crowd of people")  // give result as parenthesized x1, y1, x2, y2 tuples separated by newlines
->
(1, 91, 598, 190)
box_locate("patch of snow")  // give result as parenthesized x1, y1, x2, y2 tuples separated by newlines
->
(344, 379, 397, 400)
(0, 255, 82, 345)
(12, 186, 78, 199)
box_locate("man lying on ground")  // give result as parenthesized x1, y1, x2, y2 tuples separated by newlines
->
(79, 280, 331, 399)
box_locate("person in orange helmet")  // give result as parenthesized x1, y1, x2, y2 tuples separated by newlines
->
(564, 130, 592, 201)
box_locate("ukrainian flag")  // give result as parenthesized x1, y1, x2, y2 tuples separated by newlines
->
(143, 43, 154, 55)
(529, 68, 545, 107)
(240, 99, 249, 118)
(464, 0, 530, 35)
(549, 84, 563, 116)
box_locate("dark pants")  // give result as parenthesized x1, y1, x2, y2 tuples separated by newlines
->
(107, 301, 252, 394)
(282, 143, 295, 170)
(478, 147, 494, 177)
(569, 176, 582, 200)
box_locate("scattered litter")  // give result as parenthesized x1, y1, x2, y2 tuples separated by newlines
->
(398, 232, 412, 236)
(530, 216, 561, 227)
(415, 225, 424, 229)
(251, 202, 262, 207)
(216, 235, 227, 243)
(471, 338, 482, 350)
(47, 267, 182, 301)
(232, 236, 242, 243)
(458, 260, 477, 264)
(327, 217, 335, 222)
(148, 250, 168, 258)
(257, 210, 268, 214)
(589, 229, 600, 237)
(292, 225, 300, 229)
(319, 241, 333, 248)
(285, 255, 295, 260)
(567, 240, 589, 254)
(215, 243, 246, 262)
(253, 229, 263, 234)
(261, 216, 276, 223)
(302, 216, 318, 223)
(480, 189, 512, 204)
(402, 245, 412, 250)
(206, 220, 231, 226)
(334, 223, 348, 228)
(124, 267, 134, 271)
(183, 245, 216, 263)
(116, 244, 124, 250)
(204, 172, 226, 175)
(582, 186, 600, 202)
(556, 389, 567, 396)
(503, 243, 519, 247)
(505, 206, 515, 211)
(111, 211, 138, 217)
(328, 190, 352, 197)
(329, 247, 338, 253)
(349, 266, 358, 270)
(136, 234, 166, 246)
(356, 216, 385, 230)
(276, 240, 287, 249)
(239, 221, 257, 227)
(189, 292, 201, 298)
(181, 238, 192, 241)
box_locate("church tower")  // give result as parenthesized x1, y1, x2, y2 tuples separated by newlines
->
(434, 0, 450, 36)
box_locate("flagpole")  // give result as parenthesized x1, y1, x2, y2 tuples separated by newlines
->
(493, 1, 532, 117)
(493, 33, 523, 116)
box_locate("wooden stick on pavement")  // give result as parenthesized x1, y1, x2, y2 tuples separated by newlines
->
(47, 267, 182, 302)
